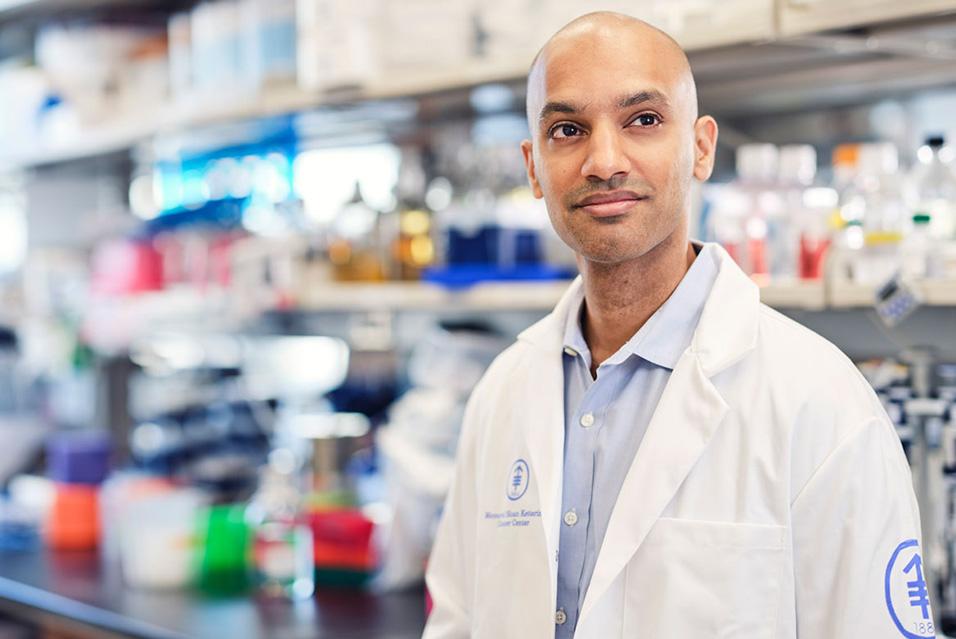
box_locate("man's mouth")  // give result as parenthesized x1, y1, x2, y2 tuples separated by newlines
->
(573, 191, 648, 217)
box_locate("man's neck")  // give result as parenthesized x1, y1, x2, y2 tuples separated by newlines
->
(579, 231, 697, 377)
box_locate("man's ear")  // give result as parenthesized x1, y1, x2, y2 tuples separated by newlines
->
(692, 116, 719, 182)
(520, 139, 544, 198)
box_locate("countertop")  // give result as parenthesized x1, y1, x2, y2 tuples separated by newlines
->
(0, 547, 426, 638)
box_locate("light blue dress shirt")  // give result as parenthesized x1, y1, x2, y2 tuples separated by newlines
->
(554, 243, 720, 637)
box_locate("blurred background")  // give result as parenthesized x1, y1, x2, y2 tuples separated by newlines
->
(2, 1, 956, 637)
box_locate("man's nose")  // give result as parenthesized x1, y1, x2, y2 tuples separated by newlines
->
(580, 123, 629, 182)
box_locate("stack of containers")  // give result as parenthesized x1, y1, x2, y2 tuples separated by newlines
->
(241, 0, 297, 88)
(169, 0, 298, 102)
(296, 0, 377, 91)
(307, 430, 377, 587)
(188, 1, 249, 96)
(45, 431, 111, 551)
(373, 0, 476, 78)
(476, 0, 541, 64)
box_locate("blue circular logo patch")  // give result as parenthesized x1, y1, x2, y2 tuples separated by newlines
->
(506, 459, 530, 501)
(885, 539, 935, 638)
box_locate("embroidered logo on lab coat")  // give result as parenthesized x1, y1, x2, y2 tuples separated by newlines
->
(885, 539, 935, 638)
(506, 459, 530, 501)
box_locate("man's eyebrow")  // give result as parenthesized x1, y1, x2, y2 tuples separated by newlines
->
(619, 90, 670, 109)
(537, 91, 670, 123)
(538, 101, 583, 123)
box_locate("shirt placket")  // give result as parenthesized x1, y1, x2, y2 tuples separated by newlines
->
(555, 360, 608, 638)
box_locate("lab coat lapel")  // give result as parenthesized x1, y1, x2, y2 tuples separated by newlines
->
(579, 352, 729, 621)
(516, 277, 584, 605)
(517, 342, 565, 606)
(578, 245, 759, 623)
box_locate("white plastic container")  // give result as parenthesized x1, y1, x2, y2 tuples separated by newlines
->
(119, 488, 207, 590)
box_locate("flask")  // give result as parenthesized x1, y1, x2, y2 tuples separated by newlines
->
(246, 450, 315, 599)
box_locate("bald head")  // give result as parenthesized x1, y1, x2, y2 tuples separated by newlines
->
(526, 12, 698, 129)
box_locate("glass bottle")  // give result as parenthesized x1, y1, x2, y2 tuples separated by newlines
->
(328, 182, 386, 282)
(246, 450, 315, 599)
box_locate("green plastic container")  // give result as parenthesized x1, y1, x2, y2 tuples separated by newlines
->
(196, 503, 251, 597)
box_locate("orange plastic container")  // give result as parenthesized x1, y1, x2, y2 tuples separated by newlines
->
(47, 484, 100, 550)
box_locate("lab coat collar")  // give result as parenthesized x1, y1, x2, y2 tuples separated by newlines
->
(518, 242, 760, 376)
(559, 243, 721, 372)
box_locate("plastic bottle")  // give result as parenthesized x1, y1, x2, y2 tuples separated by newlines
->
(797, 185, 839, 280)
(859, 143, 910, 235)
(901, 213, 935, 279)
(852, 143, 912, 285)
(830, 218, 864, 283)
(833, 143, 863, 225)
(911, 135, 956, 241)
(715, 144, 783, 282)
(246, 450, 315, 599)
(778, 144, 820, 280)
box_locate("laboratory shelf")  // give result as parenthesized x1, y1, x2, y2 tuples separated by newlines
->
(296, 279, 837, 314)
(758, 280, 827, 311)
(827, 278, 956, 308)
(0, 112, 161, 173)
(76, 278, 956, 353)
(0, 60, 528, 172)
(292, 279, 573, 314)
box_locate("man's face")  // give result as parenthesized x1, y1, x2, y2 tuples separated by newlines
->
(521, 31, 715, 265)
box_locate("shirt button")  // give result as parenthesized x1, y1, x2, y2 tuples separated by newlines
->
(555, 609, 567, 625)
(580, 413, 595, 428)
(563, 510, 578, 526)
(563, 346, 578, 357)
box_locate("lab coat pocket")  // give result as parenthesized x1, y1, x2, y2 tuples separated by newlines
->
(622, 517, 786, 639)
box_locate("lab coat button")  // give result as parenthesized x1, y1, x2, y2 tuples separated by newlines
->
(580, 413, 595, 428)
(555, 609, 567, 625)
(563, 510, 578, 526)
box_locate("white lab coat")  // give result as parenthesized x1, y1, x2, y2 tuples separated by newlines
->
(423, 244, 934, 639)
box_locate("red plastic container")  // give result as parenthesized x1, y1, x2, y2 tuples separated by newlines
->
(308, 509, 376, 571)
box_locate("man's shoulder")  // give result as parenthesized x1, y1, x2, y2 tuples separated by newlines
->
(750, 302, 887, 434)
(755, 303, 861, 378)
(741, 303, 882, 414)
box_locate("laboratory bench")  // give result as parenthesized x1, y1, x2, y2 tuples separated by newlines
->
(0, 548, 426, 638)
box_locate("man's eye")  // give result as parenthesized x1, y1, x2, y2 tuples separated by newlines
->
(632, 113, 661, 127)
(550, 123, 584, 139)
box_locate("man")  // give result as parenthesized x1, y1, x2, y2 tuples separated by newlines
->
(424, 12, 933, 639)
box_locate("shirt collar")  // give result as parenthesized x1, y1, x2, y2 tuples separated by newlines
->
(561, 243, 720, 371)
